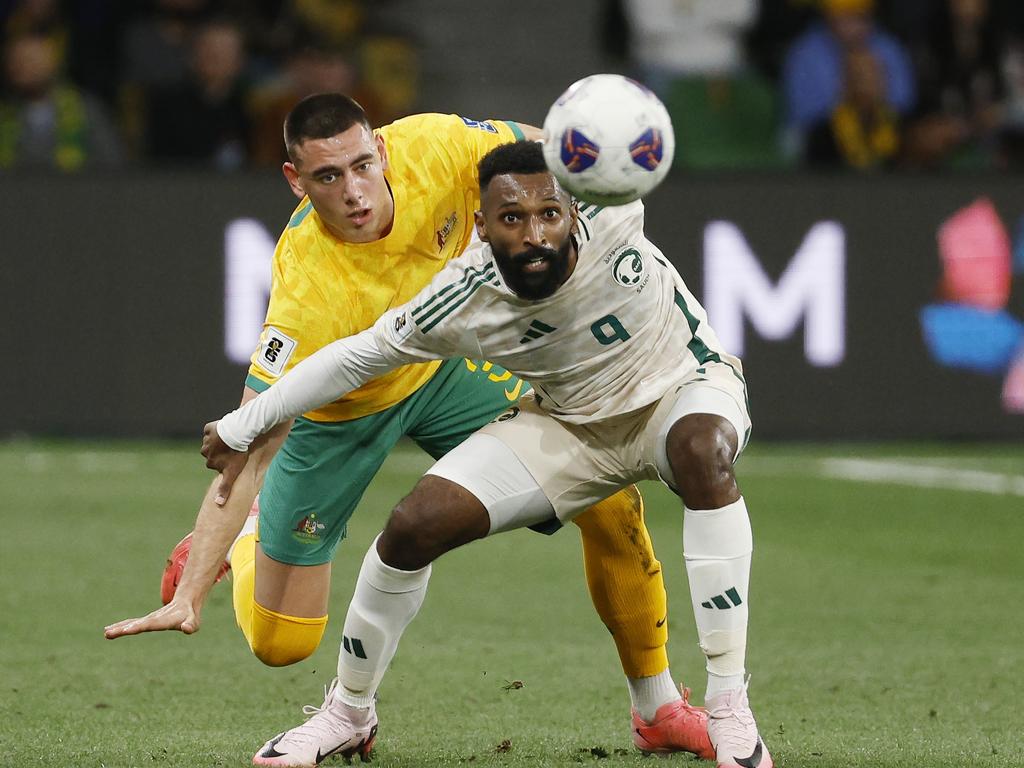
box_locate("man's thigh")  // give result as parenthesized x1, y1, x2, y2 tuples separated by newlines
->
(258, 410, 405, 566)
(253, 548, 331, 616)
(428, 395, 642, 528)
(425, 432, 556, 535)
(405, 357, 529, 459)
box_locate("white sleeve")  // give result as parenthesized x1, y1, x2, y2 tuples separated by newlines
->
(216, 326, 425, 451)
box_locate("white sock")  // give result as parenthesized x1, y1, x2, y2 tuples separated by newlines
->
(226, 502, 259, 565)
(335, 535, 431, 708)
(628, 669, 681, 722)
(705, 671, 745, 700)
(683, 498, 753, 691)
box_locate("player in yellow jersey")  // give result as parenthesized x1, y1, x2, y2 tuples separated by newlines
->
(105, 94, 711, 761)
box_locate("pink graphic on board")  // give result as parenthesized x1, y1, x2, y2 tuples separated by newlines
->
(921, 197, 1024, 415)
(937, 197, 1011, 310)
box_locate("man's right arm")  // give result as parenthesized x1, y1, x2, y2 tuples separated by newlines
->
(174, 386, 292, 605)
(104, 386, 291, 639)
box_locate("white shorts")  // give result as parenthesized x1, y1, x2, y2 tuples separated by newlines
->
(425, 363, 750, 533)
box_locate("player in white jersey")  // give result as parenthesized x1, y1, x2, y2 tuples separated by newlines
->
(203, 141, 772, 768)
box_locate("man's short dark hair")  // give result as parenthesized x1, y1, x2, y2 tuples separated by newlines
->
(283, 93, 372, 161)
(478, 140, 550, 191)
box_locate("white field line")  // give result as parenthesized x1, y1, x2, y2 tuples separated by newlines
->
(819, 458, 1024, 497)
(739, 456, 1024, 497)
(20, 450, 167, 473)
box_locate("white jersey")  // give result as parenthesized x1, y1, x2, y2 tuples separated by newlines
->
(218, 201, 744, 449)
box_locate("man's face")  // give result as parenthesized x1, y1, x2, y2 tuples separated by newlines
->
(827, 11, 871, 48)
(5, 36, 58, 98)
(192, 24, 244, 88)
(846, 48, 886, 108)
(283, 122, 393, 243)
(950, 0, 987, 27)
(475, 172, 577, 301)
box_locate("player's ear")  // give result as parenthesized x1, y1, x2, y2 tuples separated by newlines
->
(376, 134, 388, 171)
(282, 162, 305, 199)
(568, 197, 579, 237)
(474, 209, 489, 243)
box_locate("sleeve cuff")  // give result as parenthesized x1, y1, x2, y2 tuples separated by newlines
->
(504, 120, 525, 141)
(245, 373, 271, 393)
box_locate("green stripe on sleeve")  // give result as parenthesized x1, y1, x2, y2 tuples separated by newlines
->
(245, 373, 271, 392)
(421, 275, 498, 333)
(504, 121, 525, 141)
(413, 264, 496, 325)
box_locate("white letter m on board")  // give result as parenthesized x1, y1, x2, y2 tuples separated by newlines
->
(703, 221, 845, 367)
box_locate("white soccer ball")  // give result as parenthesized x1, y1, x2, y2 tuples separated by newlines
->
(542, 74, 675, 207)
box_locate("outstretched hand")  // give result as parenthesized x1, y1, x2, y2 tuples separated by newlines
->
(104, 598, 200, 639)
(201, 420, 250, 505)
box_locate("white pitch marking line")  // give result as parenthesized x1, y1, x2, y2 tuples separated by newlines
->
(24, 452, 53, 472)
(819, 458, 1024, 497)
(75, 452, 141, 473)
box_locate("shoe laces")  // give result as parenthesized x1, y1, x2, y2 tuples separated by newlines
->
(274, 679, 348, 748)
(708, 676, 757, 742)
(301, 678, 340, 719)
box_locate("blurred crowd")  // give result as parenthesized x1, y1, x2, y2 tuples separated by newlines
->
(4, 0, 1024, 173)
(612, 0, 1024, 171)
(0, 0, 417, 171)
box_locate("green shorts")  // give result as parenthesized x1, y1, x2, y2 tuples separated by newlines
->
(255, 358, 527, 566)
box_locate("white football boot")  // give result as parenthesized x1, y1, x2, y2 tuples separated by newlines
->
(252, 679, 377, 766)
(706, 679, 773, 768)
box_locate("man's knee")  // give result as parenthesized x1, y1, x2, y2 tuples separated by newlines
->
(381, 496, 457, 570)
(666, 414, 739, 508)
(382, 498, 429, 552)
(379, 476, 490, 570)
(249, 602, 328, 667)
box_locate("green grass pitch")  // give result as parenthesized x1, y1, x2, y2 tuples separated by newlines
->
(1, 440, 1022, 767)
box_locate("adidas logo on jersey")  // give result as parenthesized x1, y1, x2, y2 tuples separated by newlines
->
(701, 587, 743, 610)
(519, 320, 557, 344)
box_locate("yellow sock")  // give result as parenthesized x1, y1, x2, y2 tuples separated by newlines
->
(249, 603, 327, 667)
(230, 534, 328, 667)
(230, 533, 259, 649)
(573, 485, 669, 678)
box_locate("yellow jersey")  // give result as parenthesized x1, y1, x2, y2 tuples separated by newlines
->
(246, 112, 522, 422)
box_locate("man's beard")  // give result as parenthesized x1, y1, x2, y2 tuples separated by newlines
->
(493, 240, 573, 300)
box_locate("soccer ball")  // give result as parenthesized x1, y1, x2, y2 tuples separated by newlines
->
(542, 74, 675, 206)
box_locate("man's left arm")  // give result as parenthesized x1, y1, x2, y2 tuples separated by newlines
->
(511, 122, 542, 141)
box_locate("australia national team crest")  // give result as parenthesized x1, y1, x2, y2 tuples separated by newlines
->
(293, 513, 326, 543)
(609, 245, 648, 290)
